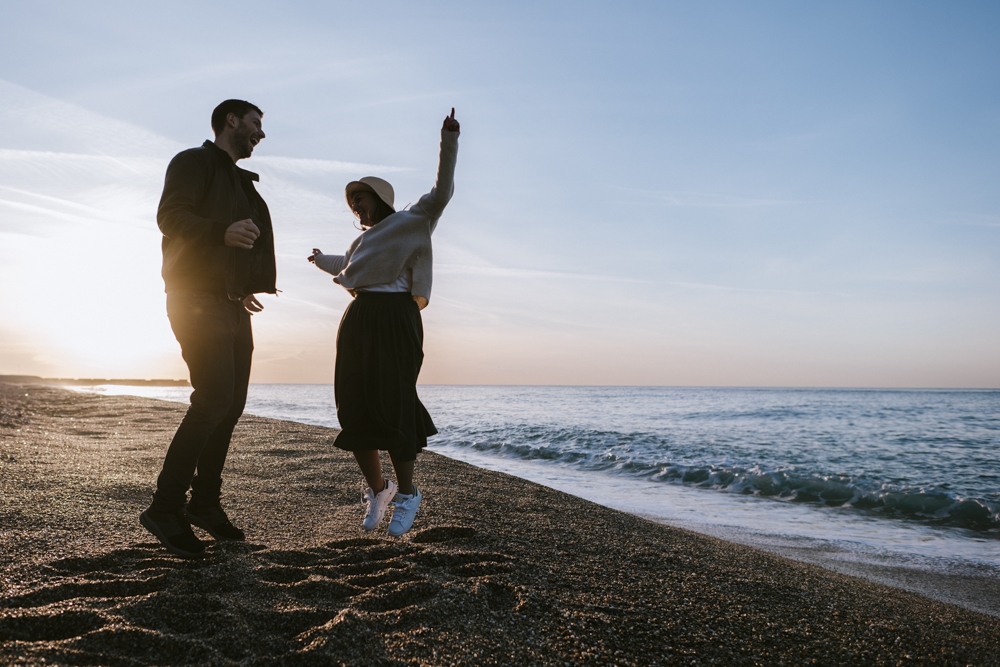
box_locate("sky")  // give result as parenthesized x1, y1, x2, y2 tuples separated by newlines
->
(0, 0, 998, 387)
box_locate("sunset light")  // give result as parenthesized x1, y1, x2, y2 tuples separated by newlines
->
(2, 4, 999, 664)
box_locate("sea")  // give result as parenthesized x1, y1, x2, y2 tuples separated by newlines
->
(79, 384, 1000, 616)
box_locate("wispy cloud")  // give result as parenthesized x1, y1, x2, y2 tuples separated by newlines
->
(938, 216, 1000, 229)
(0, 186, 152, 231)
(72, 62, 259, 99)
(322, 90, 470, 114)
(612, 185, 798, 208)
(270, 295, 342, 314)
(429, 293, 617, 332)
(0, 198, 118, 233)
(0, 79, 180, 158)
(664, 280, 847, 298)
(0, 149, 164, 181)
(751, 130, 825, 152)
(435, 263, 647, 283)
(254, 155, 412, 176)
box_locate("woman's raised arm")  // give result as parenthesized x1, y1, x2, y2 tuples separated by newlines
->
(409, 109, 460, 224)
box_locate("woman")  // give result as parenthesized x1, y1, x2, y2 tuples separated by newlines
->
(308, 109, 460, 537)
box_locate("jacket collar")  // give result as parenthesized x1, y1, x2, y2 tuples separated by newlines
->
(202, 140, 260, 182)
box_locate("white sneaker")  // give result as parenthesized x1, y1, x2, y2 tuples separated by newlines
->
(362, 478, 397, 531)
(387, 485, 422, 537)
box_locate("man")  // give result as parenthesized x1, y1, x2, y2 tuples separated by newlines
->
(140, 99, 275, 558)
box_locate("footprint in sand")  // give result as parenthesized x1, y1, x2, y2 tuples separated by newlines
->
(2, 526, 524, 665)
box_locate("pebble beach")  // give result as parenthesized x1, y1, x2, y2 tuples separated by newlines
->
(2, 382, 999, 666)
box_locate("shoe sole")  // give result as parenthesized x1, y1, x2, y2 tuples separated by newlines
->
(184, 509, 245, 542)
(139, 510, 205, 559)
(388, 520, 417, 537)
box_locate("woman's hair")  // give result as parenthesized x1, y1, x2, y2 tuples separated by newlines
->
(374, 199, 396, 222)
(359, 197, 397, 229)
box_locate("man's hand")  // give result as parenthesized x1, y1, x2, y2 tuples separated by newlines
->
(307, 248, 322, 263)
(225, 219, 260, 249)
(243, 295, 264, 313)
(442, 108, 460, 133)
(413, 295, 428, 310)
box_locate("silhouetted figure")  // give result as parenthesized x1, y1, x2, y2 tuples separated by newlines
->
(308, 109, 460, 537)
(140, 99, 275, 558)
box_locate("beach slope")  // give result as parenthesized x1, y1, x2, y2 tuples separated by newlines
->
(2, 383, 998, 666)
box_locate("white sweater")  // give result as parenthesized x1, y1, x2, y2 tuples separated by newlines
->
(313, 129, 459, 302)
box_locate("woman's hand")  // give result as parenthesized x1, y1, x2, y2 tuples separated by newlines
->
(307, 248, 322, 263)
(413, 296, 428, 310)
(442, 108, 459, 133)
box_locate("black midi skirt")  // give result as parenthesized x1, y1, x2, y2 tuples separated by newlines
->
(333, 291, 437, 462)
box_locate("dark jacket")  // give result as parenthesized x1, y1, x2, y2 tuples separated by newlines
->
(157, 140, 276, 297)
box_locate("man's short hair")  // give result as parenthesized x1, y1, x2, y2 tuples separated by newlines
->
(211, 100, 264, 135)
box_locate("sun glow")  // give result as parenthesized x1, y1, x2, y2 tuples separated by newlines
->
(0, 82, 186, 379)
(1, 202, 185, 379)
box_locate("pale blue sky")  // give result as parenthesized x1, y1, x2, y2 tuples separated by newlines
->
(1, 1, 998, 386)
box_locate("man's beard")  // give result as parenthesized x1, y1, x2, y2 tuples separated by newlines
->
(233, 122, 254, 159)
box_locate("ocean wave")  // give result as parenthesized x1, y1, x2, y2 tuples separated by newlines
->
(435, 427, 1000, 533)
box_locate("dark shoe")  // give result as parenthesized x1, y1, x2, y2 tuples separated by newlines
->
(184, 503, 245, 541)
(140, 507, 206, 559)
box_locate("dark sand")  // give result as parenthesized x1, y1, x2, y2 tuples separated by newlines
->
(2, 383, 999, 666)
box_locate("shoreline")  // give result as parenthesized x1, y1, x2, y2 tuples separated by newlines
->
(2, 383, 999, 665)
(70, 381, 1000, 619)
(431, 441, 1000, 619)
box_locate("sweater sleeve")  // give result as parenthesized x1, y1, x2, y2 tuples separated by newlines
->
(156, 150, 230, 245)
(313, 253, 347, 276)
(408, 129, 459, 226)
(410, 249, 433, 302)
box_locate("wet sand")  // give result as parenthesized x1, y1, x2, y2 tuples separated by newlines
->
(2, 382, 999, 666)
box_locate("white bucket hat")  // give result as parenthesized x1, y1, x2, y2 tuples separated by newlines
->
(345, 176, 395, 211)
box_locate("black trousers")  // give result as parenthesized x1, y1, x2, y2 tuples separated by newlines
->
(152, 293, 253, 512)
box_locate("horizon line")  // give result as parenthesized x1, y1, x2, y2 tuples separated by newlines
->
(4, 376, 996, 392)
